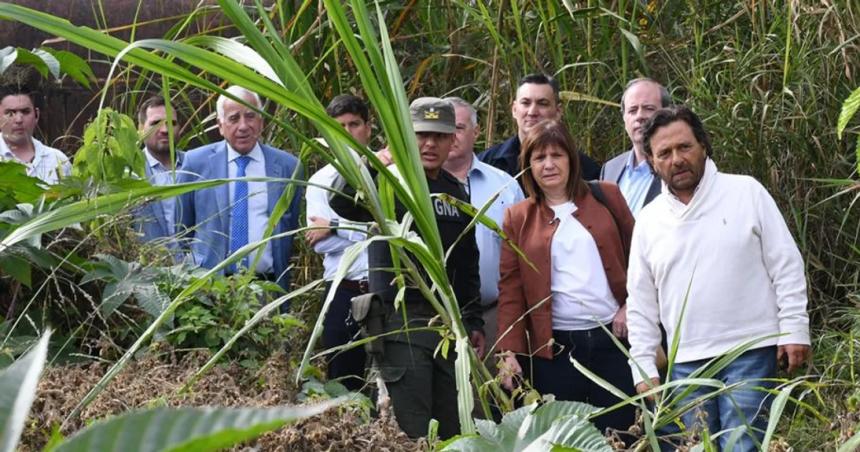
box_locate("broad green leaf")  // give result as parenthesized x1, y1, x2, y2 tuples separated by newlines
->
(0, 179, 225, 253)
(0, 161, 45, 207)
(40, 47, 95, 88)
(11, 47, 50, 78)
(0, 330, 50, 451)
(31, 48, 59, 78)
(50, 398, 345, 452)
(515, 400, 600, 450)
(524, 414, 611, 452)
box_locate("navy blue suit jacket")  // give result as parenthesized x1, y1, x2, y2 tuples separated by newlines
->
(175, 141, 302, 291)
(477, 135, 601, 182)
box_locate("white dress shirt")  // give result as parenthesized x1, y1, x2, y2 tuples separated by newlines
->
(227, 143, 273, 274)
(306, 161, 368, 280)
(549, 201, 618, 330)
(0, 135, 71, 184)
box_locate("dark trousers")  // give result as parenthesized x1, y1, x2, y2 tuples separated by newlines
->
(528, 327, 636, 435)
(321, 282, 367, 391)
(379, 340, 460, 440)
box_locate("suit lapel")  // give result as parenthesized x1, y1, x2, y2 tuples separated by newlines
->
(645, 173, 662, 204)
(209, 143, 229, 231)
(263, 146, 284, 216)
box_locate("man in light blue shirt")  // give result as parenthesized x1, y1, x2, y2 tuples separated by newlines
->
(442, 97, 524, 357)
(136, 95, 184, 242)
(600, 78, 670, 217)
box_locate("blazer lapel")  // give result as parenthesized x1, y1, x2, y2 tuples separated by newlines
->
(644, 173, 662, 204)
(263, 146, 284, 216)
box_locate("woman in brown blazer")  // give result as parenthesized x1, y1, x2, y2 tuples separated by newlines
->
(496, 119, 636, 435)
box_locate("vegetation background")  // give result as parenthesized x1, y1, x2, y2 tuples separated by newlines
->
(0, 0, 858, 450)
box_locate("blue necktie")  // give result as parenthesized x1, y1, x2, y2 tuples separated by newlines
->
(230, 155, 251, 271)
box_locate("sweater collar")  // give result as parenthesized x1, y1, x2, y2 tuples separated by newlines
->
(663, 158, 718, 215)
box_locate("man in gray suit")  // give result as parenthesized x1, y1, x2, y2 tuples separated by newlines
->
(600, 78, 670, 217)
(176, 86, 302, 294)
(136, 95, 184, 242)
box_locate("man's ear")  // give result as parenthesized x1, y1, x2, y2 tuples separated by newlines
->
(34, 107, 40, 122)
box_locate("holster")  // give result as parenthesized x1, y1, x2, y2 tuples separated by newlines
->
(351, 292, 386, 357)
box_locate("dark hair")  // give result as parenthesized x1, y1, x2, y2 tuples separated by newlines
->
(620, 78, 671, 111)
(518, 73, 560, 103)
(519, 119, 587, 202)
(137, 95, 167, 126)
(325, 94, 369, 122)
(642, 105, 713, 157)
(0, 84, 39, 109)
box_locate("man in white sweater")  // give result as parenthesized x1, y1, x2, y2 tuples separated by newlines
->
(626, 105, 811, 451)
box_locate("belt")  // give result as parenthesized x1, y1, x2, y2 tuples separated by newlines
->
(338, 278, 369, 293)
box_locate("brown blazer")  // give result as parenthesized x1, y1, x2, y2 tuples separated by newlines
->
(496, 181, 635, 359)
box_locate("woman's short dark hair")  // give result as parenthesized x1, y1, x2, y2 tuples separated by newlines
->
(642, 105, 713, 157)
(519, 119, 587, 202)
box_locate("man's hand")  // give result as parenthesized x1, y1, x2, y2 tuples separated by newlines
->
(469, 329, 486, 359)
(612, 304, 628, 338)
(305, 216, 332, 246)
(498, 353, 523, 391)
(635, 377, 661, 402)
(375, 147, 393, 166)
(778, 344, 812, 373)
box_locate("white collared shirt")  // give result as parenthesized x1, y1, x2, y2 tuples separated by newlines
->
(227, 143, 273, 274)
(306, 159, 368, 281)
(549, 201, 618, 330)
(0, 135, 71, 184)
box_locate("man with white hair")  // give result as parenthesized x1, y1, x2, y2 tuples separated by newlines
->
(175, 86, 303, 296)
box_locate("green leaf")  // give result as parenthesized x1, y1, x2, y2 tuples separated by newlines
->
(11, 47, 50, 78)
(49, 398, 344, 452)
(40, 47, 95, 88)
(0, 254, 31, 287)
(0, 330, 50, 451)
(31, 48, 60, 78)
(837, 86, 860, 139)
(0, 161, 46, 207)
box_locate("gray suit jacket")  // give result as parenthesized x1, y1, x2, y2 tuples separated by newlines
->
(175, 141, 302, 291)
(599, 149, 661, 207)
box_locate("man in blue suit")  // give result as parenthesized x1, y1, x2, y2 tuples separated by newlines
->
(136, 95, 185, 242)
(175, 86, 302, 294)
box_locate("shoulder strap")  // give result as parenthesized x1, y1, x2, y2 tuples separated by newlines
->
(587, 180, 619, 227)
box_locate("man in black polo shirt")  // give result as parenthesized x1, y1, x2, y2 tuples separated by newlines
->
(330, 97, 482, 440)
(479, 73, 601, 182)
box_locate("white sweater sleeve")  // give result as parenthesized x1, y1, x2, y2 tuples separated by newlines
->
(626, 223, 663, 384)
(755, 184, 810, 345)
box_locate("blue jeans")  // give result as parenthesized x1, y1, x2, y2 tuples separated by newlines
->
(669, 346, 777, 452)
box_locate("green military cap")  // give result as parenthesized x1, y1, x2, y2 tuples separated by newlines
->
(409, 97, 455, 134)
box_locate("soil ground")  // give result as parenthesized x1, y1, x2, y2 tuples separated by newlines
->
(24, 348, 423, 451)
